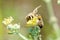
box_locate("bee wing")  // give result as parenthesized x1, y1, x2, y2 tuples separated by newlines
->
(33, 5, 41, 14)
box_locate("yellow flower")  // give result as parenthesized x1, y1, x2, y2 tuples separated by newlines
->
(2, 16, 14, 25)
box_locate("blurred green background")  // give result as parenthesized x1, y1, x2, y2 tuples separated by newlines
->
(0, 0, 60, 40)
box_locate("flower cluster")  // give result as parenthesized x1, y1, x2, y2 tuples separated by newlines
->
(2, 16, 20, 34)
(2, 16, 14, 25)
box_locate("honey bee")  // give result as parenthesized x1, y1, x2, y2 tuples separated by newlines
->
(25, 5, 44, 28)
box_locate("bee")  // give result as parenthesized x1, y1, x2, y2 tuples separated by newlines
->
(37, 15, 44, 28)
(25, 5, 44, 28)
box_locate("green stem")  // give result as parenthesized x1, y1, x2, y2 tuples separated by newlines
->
(18, 33, 28, 40)
(43, 0, 60, 40)
(57, 0, 60, 4)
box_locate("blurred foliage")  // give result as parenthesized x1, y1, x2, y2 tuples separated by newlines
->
(0, 0, 59, 40)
